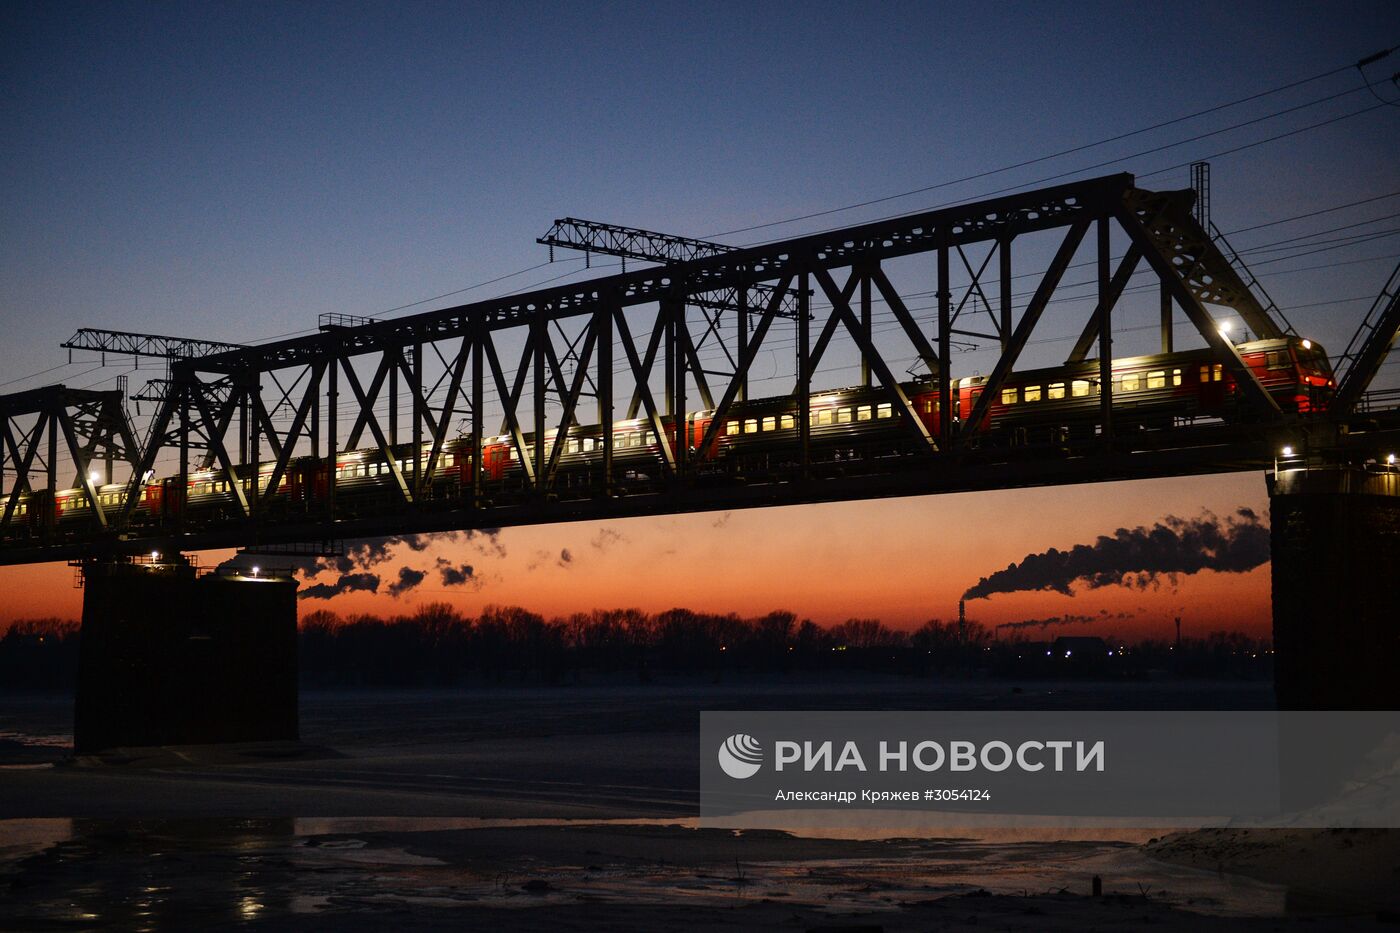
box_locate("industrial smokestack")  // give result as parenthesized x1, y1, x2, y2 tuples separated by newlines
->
(958, 598, 966, 645)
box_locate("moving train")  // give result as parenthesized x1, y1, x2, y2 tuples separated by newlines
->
(3, 335, 1333, 530)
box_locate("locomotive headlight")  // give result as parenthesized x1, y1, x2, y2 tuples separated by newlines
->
(1281, 446, 1295, 458)
(1301, 339, 1312, 350)
(251, 566, 260, 577)
(1388, 453, 1396, 465)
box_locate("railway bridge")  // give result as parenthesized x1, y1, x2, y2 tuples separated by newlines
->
(2, 172, 1398, 750)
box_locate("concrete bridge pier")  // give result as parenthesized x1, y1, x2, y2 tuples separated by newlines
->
(1269, 464, 1400, 710)
(74, 556, 299, 754)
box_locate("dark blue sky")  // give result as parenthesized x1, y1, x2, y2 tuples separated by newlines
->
(1, 2, 1398, 628)
(2, 0, 1398, 390)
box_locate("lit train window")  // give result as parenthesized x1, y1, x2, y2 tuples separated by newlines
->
(876, 403, 892, 418)
(1047, 383, 1066, 400)
(856, 405, 872, 421)
(726, 421, 740, 436)
(920, 400, 933, 414)
(1023, 386, 1042, 402)
(583, 438, 595, 451)
(1001, 387, 1017, 404)
(762, 416, 776, 431)
(744, 419, 758, 434)
(1199, 365, 1210, 383)
(1213, 364, 1223, 381)
(1073, 380, 1094, 397)
(1172, 369, 1182, 386)
(780, 414, 795, 429)
(567, 439, 580, 454)
(444, 454, 454, 467)
(643, 432, 655, 445)
(1147, 370, 1166, 389)
(816, 409, 833, 425)
(1266, 351, 1288, 370)
(837, 407, 852, 424)
(1120, 373, 1140, 391)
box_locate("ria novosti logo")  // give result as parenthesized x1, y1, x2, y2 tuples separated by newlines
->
(717, 733, 763, 779)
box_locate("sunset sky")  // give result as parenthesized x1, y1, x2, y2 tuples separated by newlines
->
(0, 470, 1272, 641)
(2, 3, 1396, 640)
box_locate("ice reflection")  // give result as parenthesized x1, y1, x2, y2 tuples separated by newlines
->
(0, 815, 1310, 926)
(0, 819, 292, 930)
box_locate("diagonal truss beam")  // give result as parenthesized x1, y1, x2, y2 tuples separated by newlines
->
(1115, 205, 1281, 417)
(810, 265, 938, 454)
(960, 218, 1093, 441)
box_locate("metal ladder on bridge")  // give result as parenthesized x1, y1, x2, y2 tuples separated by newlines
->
(1333, 258, 1400, 415)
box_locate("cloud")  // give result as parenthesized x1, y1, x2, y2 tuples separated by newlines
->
(436, 558, 477, 588)
(558, 548, 573, 569)
(387, 566, 427, 597)
(590, 529, 623, 552)
(299, 571, 381, 601)
(964, 509, 1269, 601)
(712, 512, 733, 528)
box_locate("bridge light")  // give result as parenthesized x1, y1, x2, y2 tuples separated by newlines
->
(150, 551, 159, 560)
(1389, 453, 1396, 465)
(1281, 446, 1295, 457)
(89, 471, 100, 483)
(251, 566, 260, 577)
(1217, 320, 1232, 334)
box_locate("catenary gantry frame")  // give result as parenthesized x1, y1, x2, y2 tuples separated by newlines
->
(4, 172, 1340, 563)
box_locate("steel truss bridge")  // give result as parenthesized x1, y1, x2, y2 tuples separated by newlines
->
(3, 173, 1399, 566)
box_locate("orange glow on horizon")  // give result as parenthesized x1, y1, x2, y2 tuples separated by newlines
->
(0, 472, 1274, 641)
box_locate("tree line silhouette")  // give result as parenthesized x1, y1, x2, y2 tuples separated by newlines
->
(0, 606, 1272, 690)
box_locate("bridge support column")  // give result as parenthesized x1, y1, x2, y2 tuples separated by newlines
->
(74, 557, 299, 754)
(1268, 465, 1400, 709)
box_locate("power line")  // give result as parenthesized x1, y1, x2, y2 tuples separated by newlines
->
(743, 96, 1389, 251)
(704, 56, 1372, 240)
(1134, 101, 1388, 181)
(1222, 191, 1400, 236)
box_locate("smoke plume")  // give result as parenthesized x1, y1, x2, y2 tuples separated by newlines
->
(299, 571, 381, 601)
(387, 566, 426, 597)
(437, 559, 477, 587)
(964, 508, 1268, 601)
(995, 609, 1133, 631)
(323, 530, 500, 574)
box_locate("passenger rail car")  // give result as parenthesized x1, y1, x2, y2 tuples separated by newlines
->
(2, 336, 1332, 531)
(957, 337, 1333, 445)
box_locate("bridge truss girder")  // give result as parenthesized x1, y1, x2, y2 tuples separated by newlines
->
(0, 172, 1320, 556)
(0, 386, 143, 530)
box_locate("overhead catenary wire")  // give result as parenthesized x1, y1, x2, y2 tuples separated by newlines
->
(703, 53, 1384, 240)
